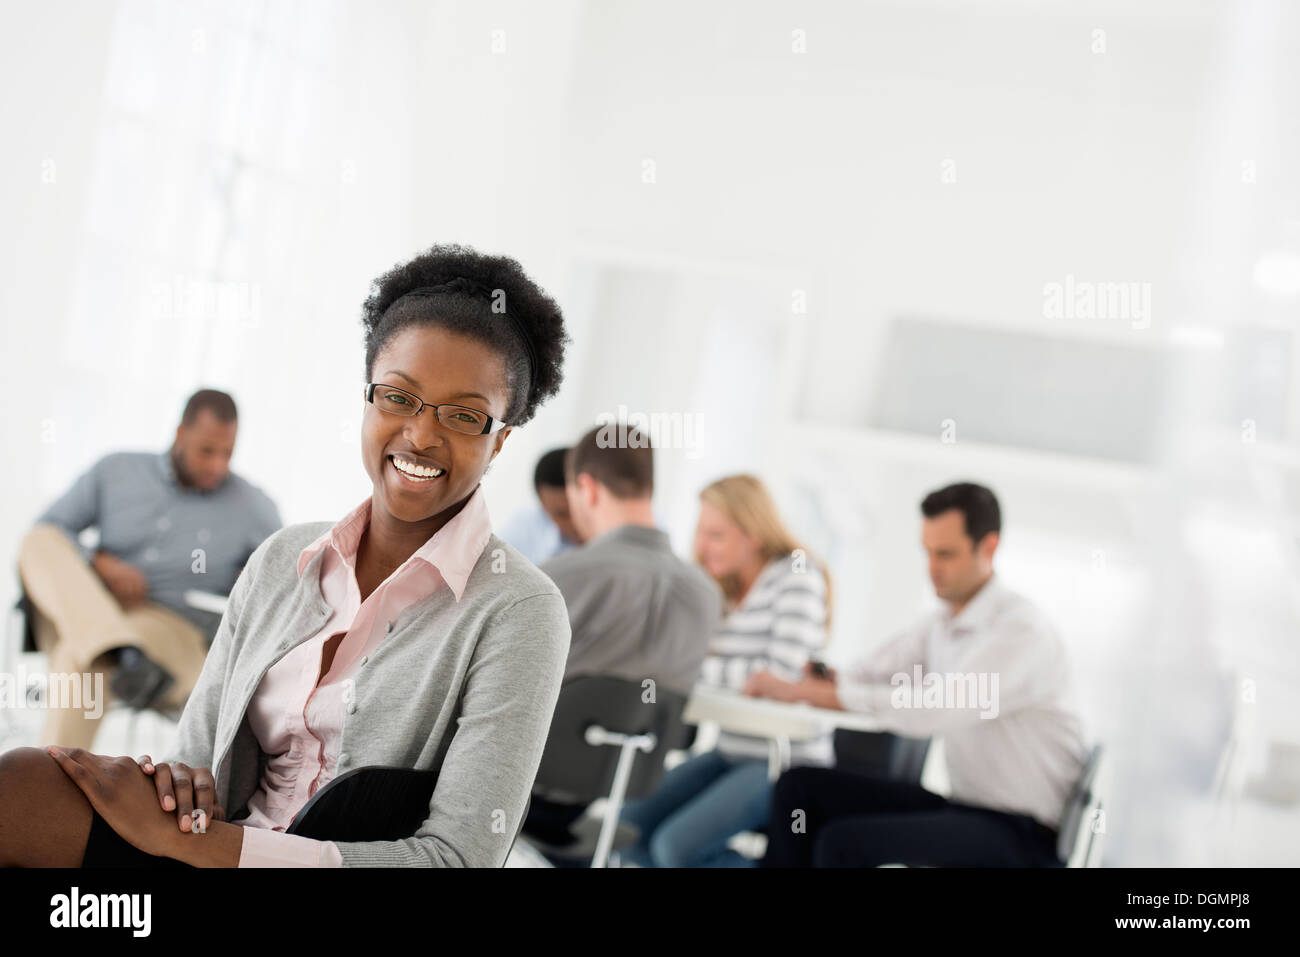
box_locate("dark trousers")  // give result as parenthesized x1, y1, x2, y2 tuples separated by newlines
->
(761, 767, 1063, 868)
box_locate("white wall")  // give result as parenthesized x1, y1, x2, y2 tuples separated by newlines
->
(3, 0, 1297, 865)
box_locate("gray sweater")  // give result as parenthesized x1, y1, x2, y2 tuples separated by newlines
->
(165, 521, 571, 867)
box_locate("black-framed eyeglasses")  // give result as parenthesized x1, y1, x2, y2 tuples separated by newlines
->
(364, 382, 509, 435)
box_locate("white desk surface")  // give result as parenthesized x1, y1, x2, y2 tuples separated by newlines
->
(683, 683, 887, 741)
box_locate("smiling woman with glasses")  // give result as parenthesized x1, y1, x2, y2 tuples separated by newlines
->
(364, 381, 511, 435)
(0, 243, 574, 868)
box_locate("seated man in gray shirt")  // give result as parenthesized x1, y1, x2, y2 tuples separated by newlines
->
(18, 389, 282, 749)
(524, 423, 722, 847)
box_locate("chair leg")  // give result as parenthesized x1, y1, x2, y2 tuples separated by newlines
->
(768, 734, 791, 782)
(1084, 803, 1105, 867)
(592, 738, 643, 869)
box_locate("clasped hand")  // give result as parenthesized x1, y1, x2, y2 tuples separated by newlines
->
(47, 748, 224, 858)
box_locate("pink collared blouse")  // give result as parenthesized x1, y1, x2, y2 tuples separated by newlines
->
(232, 486, 492, 867)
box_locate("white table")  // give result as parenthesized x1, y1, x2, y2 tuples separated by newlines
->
(683, 684, 887, 780)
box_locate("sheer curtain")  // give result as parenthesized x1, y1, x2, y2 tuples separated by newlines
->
(25, 0, 427, 536)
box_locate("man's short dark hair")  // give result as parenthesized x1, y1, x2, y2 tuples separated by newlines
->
(567, 424, 653, 499)
(534, 447, 569, 491)
(181, 389, 238, 427)
(920, 482, 1001, 545)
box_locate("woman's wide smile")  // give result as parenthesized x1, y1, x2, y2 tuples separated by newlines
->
(386, 452, 448, 492)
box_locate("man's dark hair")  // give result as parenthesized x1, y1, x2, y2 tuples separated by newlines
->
(360, 243, 569, 427)
(567, 424, 653, 499)
(181, 389, 238, 427)
(920, 482, 1001, 545)
(534, 447, 569, 491)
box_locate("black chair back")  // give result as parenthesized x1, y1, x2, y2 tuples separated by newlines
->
(833, 729, 931, 784)
(284, 764, 532, 863)
(533, 675, 688, 805)
(286, 765, 440, 842)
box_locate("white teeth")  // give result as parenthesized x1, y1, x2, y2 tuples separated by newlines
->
(391, 456, 444, 478)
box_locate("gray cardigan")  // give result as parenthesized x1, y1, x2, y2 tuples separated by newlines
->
(164, 521, 571, 867)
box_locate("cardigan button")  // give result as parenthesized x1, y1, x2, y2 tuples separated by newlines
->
(387, 621, 395, 633)
(339, 752, 350, 764)
(360, 655, 368, 666)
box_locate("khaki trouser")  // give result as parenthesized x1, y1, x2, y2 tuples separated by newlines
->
(16, 524, 209, 750)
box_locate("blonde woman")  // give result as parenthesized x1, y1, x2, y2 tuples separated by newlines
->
(619, 475, 832, 867)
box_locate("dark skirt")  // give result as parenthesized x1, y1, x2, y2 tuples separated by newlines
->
(80, 809, 195, 868)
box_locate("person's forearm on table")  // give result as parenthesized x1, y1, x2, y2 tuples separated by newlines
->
(751, 673, 845, 709)
(795, 678, 844, 710)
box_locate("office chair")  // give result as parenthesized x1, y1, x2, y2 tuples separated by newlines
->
(524, 675, 689, 868)
(1057, 743, 1107, 867)
(832, 729, 932, 784)
(283, 764, 529, 865)
(872, 743, 1105, 869)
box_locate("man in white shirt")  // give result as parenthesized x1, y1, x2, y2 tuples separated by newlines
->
(748, 482, 1089, 867)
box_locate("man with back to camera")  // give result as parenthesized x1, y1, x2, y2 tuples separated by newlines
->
(746, 482, 1089, 867)
(522, 424, 723, 848)
(498, 447, 583, 565)
(18, 388, 282, 749)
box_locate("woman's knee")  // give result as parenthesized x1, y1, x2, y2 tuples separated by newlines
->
(646, 800, 717, 867)
(0, 746, 93, 867)
(649, 786, 765, 868)
(0, 746, 56, 792)
(648, 821, 697, 868)
(0, 746, 80, 814)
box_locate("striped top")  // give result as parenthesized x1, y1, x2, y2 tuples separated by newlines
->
(698, 553, 834, 765)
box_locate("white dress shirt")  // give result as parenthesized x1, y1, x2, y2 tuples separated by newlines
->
(837, 573, 1088, 829)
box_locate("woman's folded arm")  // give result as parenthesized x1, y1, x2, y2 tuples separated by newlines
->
(330, 591, 571, 867)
